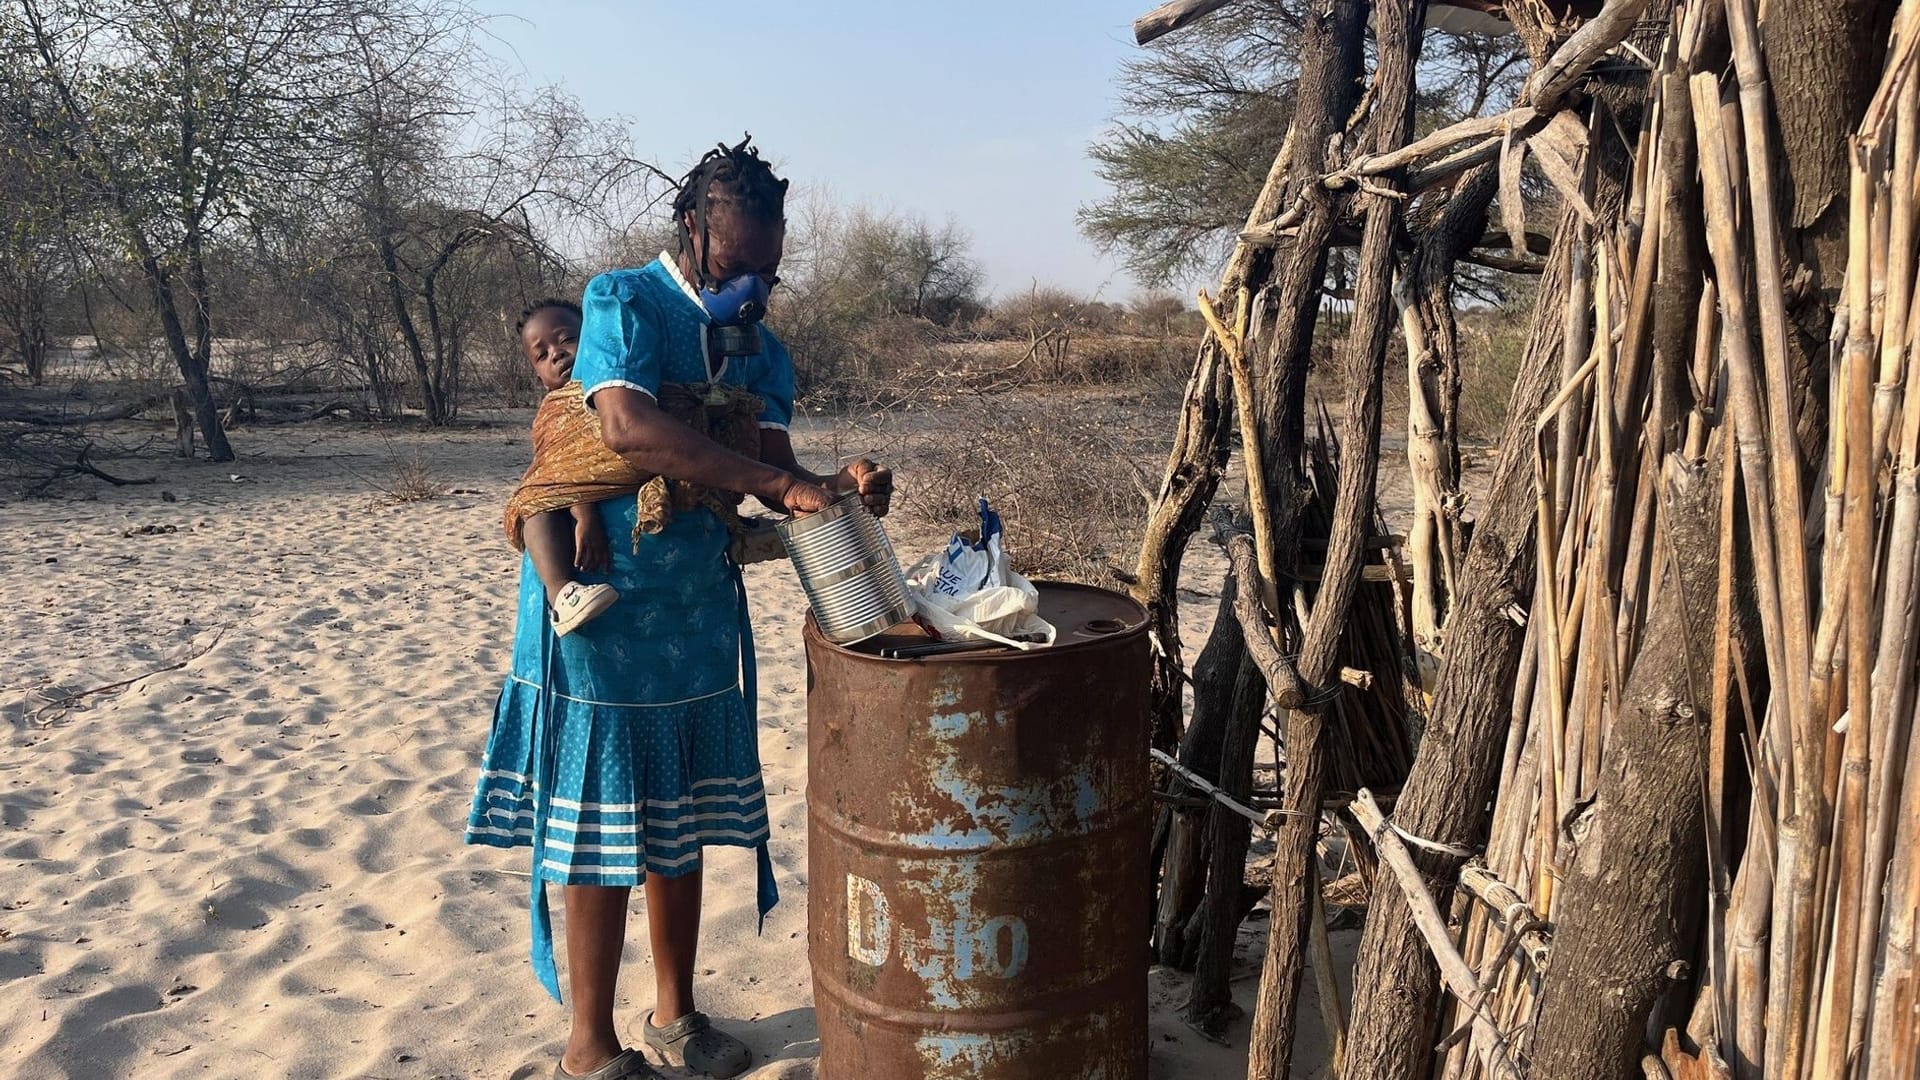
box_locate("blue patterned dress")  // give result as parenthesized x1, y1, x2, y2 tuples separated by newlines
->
(465, 253, 796, 1001)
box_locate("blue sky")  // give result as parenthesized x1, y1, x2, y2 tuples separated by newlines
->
(476, 1, 1159, 300)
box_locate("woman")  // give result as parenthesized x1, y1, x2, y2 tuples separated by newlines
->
(466, 138, 892, 1080)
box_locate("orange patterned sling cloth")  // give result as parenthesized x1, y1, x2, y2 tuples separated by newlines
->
(503, 380, 766, 552)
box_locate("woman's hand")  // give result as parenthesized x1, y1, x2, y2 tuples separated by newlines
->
(834, 458, 894, 518)
(571, 505, 612, 574)
(772, 474, 836, 515)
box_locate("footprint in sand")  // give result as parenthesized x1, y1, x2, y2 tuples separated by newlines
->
(294, 606, 341, 627)
(156, 774, 214, 802)
(343, 778, 413, 816)
(288, 827, 331, 850)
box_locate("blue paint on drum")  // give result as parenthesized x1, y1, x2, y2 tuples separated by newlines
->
(807, 583, 1152, 1078)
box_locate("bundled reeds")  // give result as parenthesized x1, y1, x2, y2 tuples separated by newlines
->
(1129, 0, 1918, 1075)
(1419, 2, 1920, 1076)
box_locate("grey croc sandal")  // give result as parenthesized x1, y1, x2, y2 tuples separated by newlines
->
(643, 1010, 752, 1078)
(553, 1048, 661, 1080)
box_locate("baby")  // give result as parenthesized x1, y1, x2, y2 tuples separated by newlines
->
(506, 299, 621, 635)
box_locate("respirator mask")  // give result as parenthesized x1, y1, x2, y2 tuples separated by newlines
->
(695, 273, 771, 360)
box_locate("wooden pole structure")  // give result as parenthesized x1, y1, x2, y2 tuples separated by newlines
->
(1245, 1, 1421, 1075)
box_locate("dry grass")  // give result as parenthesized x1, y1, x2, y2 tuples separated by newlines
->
(1456, 310, 1529, 437)
(362, 439, 444, 503)
(882, 389, 1172, 586)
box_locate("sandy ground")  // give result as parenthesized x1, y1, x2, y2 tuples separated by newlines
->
(0, 406, 1424, 1080)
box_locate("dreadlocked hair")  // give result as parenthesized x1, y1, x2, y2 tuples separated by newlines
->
(514, 297, 582, 337)
(672, 135, 788, 226)
(672, 135, 788, 284)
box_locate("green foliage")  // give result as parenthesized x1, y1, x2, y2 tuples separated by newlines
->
(1079, 1, 1300, 287)
(1081, 5, 1527, 289)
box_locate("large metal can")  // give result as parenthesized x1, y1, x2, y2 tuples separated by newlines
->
(778, 495, 916, 645)
(805, 582, 1151, 1079)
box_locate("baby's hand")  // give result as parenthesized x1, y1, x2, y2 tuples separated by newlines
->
(572, 507, 612, 575)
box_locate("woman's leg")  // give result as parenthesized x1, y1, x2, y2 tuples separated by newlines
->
(561, 884, 630, 1074)
(525, 510, 577, 606)
(644, 868, 703, 1024)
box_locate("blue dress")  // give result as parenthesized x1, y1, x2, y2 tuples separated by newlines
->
(465, 253, 797, 1001)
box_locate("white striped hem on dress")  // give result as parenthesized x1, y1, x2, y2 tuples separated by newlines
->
(503, 677, 739, 710)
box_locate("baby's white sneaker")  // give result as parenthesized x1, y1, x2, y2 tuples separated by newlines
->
(552, 581, 619, 637)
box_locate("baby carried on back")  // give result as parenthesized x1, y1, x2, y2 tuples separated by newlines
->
(504, 299, 782, 636)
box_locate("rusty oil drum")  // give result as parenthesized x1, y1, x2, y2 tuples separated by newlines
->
(805, 582, 1151, 1079)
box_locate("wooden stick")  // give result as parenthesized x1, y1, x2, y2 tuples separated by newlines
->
(1217, 515, 1309, 708)
(1308, 859, 1347, 1076)
(1352, 790, 1526, 1080)
(1525, 0, 1655, 113)
(1862, 72, 1920, 1060)
(1341, 107, 1540, 180)
(1865, 690, 1920, 1075)
(1200, 286, 1282, 617)
(1691, 70, 1797, 792)
(1727, 0, 1816, 780)
(1131, 0, 1237, 45)
(1811, 134, 1882, 1080)
(1457, 862, 1551, 969)
(1149, 748, 1296, 831)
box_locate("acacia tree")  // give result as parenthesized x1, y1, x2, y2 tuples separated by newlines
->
(4, 0, 375, 460)
(333, 8, 655, 423)
(1081, 1, 1525, 287)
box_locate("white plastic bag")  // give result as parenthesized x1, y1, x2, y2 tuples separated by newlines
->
(906, 499, 1055, 649)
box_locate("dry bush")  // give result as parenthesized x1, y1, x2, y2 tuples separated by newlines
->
(1456, 309, 1528, 436)
(473, 340, 542, 410)
(0, 423, 155, 498)
(781, 314, 954, 402)
(1056, 334, 1192, 387)
(359, 439, 443, 503)
(893, 392, 1167, 585)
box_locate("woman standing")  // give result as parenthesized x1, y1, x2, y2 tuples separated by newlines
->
(466, 139, 892, 1080)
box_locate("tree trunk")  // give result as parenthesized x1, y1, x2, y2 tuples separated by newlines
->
(1134, 338, 1235, 754)
(1528, 452, 1721, 1078)
(131, 242, 233, 462)
(1154, 586, 1261, 966)
(1141, 0, 1365, 990)
(373, 204, 440, 426)
(171, 389, 195, 459)
(1403, 164, 1498, 651)
(1247, 3, 1423, 1077)
(422, 266, 454, 423)
(1181, 638, 1270, 1027)
(181, 216, 234, 460)
(1338, 207, 1575, 1080)
(1765, 0, 1897, 464)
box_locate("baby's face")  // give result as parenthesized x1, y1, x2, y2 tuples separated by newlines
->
(522, 308, 579, 391)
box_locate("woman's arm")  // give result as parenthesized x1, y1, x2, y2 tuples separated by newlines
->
(593, 386, 832, 513)
(759, 429, 893, 518)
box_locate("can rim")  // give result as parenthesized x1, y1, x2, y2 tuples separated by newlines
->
(804, 581, 1149, 662)
(776, 493, 864, 541)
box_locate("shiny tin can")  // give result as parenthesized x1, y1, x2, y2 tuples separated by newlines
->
(805, 583, 1151, 1079)
(778, 495, 915, 645)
